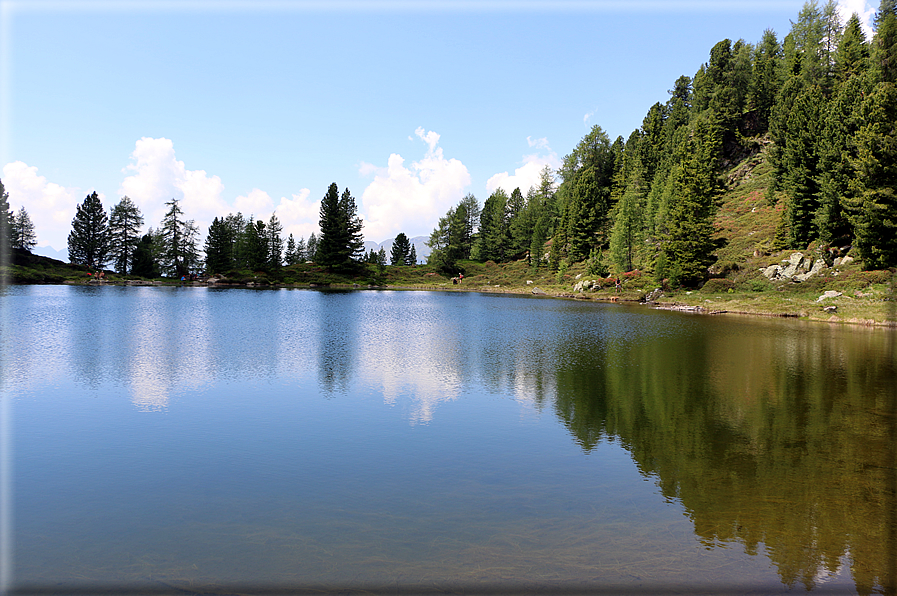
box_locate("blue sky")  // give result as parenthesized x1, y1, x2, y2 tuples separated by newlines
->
(0, 0, 878, 252)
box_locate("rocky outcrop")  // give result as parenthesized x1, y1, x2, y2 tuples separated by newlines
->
(573, 279, 600, 293)
(760, 252, 828, 282)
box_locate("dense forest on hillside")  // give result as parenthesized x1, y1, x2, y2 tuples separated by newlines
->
(428, 0, 897, 286)
(1, 0, 896, 290)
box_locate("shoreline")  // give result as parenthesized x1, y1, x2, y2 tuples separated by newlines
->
(51, 278, 897, 329)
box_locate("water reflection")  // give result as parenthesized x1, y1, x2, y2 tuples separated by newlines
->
(551, 314, 897, 594)
(3, 286, 896, 593)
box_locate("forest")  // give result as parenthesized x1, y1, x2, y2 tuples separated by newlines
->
(1, 0, 896, 288)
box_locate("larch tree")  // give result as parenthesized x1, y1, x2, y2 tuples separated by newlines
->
(108, 196, 144, 274)
(11, 207, 37, 252)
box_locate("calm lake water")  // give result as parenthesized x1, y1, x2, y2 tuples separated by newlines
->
(2, 285, 896, 595)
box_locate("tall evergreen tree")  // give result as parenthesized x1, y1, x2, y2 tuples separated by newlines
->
(850, 81, 897, 267)
(660, 119, 721, 286)
(307, 232, 318, 262)
(390, 232, 411, 266)
(131, 233, 159, 278)
(11, 207, 37, 252)
(157, 198, 199, 277)
(108, 196, 144, 274)
(836, 13, 870, 81)
(68, 191, 110, 269)
(0, 179, 12, 254)
(316, 184, 364, 269)
(266, 213, 284, 271)
(204, 216, 235, 274)
(407, 244, 417, 266)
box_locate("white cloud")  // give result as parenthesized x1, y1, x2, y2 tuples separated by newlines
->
(274, 189, 320, 241)
(2, 161, 81, 250)
(836, 0, 875, 37)
(486, 139, 562, 197)
(583, 107, 598, 125)
(119, 137, 228, 234)
(358, 128, 470, 242)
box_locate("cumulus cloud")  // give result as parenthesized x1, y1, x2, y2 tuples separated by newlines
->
(358, 128, 471, 242)
(583, 108, 598, 125)
(2, 161, 81, 250)
(486, 139, 562, 197)
(836, 0, 875, 37)
(119, 137, 228, 234)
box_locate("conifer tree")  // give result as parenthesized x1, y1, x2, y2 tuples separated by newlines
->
(0, 179, 13, 254)
(131, 233, 159, 278)
(317, 184, 364, 269)
(68, 191, 110, 269)
(157, 198, 199, 277)
(285, 234, 297, 266)
(266, 213, 284, 271)
(407, 244, 417, 266)
(204, 216, 235, 274)
(851, 81, 897, 267)
(307, 232, 318, 262)
(659, 119, 720, 286)
(390, 232, 411, 266)
(11, 207, 37, 252)
(836, 14, 870, 81)
(108, 196, 144, 274)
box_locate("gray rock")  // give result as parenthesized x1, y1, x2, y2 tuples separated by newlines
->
(531, 287, 547, 295)
(762, 265, 782, 279)
(816, 290, 842, 302)
(823, 305, 838, 313)
(788, 252, 804, 266)
(839, 255, 855, 267)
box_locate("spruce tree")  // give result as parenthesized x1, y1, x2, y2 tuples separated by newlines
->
(307, 232, 318, 262)
(131, 233, 159, 278)
(316, 183, 364, 269)
(0, 179, 12, 253)
(68, 191, 110, 269)
(11, 207, 37, 252)
(851, 81, 897, 268)
(204, 216, 235, 274)
(266, 213, 284, 271)
(108, 196, 144, 274)
(157, 198, 199, 277)
(407, 244, 417, 266)
(390, 232, 411, 266)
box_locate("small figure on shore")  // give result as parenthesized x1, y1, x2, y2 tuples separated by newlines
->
(615, 277, 621, 293)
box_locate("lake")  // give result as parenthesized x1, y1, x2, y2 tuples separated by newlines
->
(2, 285, 895, 594)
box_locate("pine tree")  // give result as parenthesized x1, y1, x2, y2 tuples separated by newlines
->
(660, 119, 720, 286)
(68, 191, 110, 269)
(783, 84, 826, 247)
(157, 198, 199, 277)
(407, 244, 417, 266)
(851, 81, 897, 268)
(266, 213, 284, 271)
(390, 232, 411, 266)
(316, 184, 364, 269)
(204, 216, 235, 274)
(0, 179, 12, 253)
(108, 196, 144, 274)
(131, 233, 159, 278)
(836, 13, 870, 81)
(307, 232, 318, 262)
(11, 207, 37, 252)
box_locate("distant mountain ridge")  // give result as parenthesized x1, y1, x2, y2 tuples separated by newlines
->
(363, 236, 430, 264)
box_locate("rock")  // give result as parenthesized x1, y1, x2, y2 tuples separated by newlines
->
(816, 290, 842, 302)
(575, 273, 582, 280)
(531, 287, 546, 295)
(788, 252, 804, 266)
(642, 288, 663, 303)
(780, 262, 800, 279)
(526, 280, 533, 285)
(573, 279, 599, 293)
(839, 255, 854, 267)
(823, 305, 838, 313)
(762, 265, 782, 279)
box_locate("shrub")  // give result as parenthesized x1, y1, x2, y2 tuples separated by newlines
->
(700, 278, 736, 293)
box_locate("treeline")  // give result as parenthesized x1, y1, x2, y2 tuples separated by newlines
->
(427, 0, 897, 284)
(0, 179, 38, 253)
(41, 182, 373, 278)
